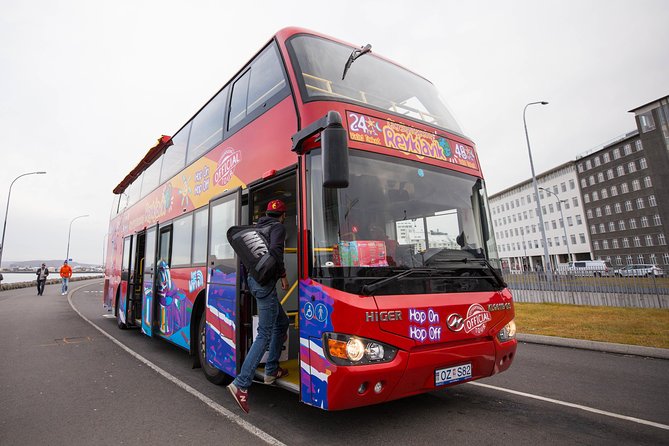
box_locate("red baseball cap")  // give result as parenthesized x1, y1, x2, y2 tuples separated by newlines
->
(266, 199, 286, 213)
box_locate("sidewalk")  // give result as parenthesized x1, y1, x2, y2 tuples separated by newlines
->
(518, 333, 669, 360)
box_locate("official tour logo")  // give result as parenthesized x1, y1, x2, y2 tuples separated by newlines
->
(214, 148, 241, 186)
(463, 303, 492, 336)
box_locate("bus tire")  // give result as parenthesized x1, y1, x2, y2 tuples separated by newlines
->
(198, 310, 233, 385)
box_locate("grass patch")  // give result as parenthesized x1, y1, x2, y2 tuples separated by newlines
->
(514, 302, 669, 349)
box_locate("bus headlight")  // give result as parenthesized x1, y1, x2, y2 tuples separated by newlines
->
(324, 333, 397, 365)
(497, 320, 517, 342)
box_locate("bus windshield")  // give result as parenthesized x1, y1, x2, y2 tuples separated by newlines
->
(288, 35, 462, 134)
(308, 151, 502, 294)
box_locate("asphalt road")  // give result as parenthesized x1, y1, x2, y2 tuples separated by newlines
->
(1, 280, 667, 445)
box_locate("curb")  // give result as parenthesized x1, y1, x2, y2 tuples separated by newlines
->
(518, 333, 669, 360)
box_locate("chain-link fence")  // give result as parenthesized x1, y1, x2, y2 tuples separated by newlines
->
(504, 266, 668, 308)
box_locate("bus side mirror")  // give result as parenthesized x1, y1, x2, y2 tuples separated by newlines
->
(322, 125, 349, 188)
(292, 110, 349, 189)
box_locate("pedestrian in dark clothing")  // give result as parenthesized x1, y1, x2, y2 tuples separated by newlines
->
(36, 263, 49, 295)
(228, 199, 290, 414)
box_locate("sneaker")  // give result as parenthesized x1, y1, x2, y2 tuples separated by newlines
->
(227, 383, 249, 413)
(264, 367, 289, 385)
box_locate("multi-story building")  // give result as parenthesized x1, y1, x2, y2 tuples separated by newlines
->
(576, 95, 669, 267)
(489, 161, 592, 272)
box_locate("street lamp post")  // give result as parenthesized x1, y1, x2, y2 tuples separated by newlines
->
(0, 171, 47, 270)
(66, 214, 89, 262)
(540, 187, 572, 264)
(524, 101, 551, 272)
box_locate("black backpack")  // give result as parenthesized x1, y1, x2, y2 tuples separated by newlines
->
(226, 222, 279, 285)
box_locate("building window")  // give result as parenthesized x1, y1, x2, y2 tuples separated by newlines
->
(635, 140, 643, 151)
(644, 176, 652, 188)
(637, 254, 645, 263)
(594, 157, 601, 167)
(605, 205, 612, 215)
(581, 178, 587, 188)
(552, 220, 558, 230)
(589, 175, 595, 186)
(626, 255, 633, 265)
(636, 198, 645, 209)
(617, 165, 625, 176)
(639, 158, 648, 169)
(641, 216, 649, 228)
(572, 197, 579, 207)
(601, 189, 608, 199)
(614, 203, 622, 213)
(586, 160, 592, 170)
(621, 182, 629, 193)
(633, 236, 641, 247)
(654, 214, 662, 226)
(602, 240, 609, 249)
(569, 179, 575, 190)
(622, 238, 630, 248)
(590, 225, 597, 235)
(632, 179, 641, 191)
(646, 235, 654, 246)
(593, 240, 599, 250)
(578, 163, 584, 173)
(649, 195, 657, 206)
(587, 209, 593, 219)
(571, 234, 577, 244)
(640, 111, 655, 132)
(584, 194, 590, 203)
(603, 153, 611, 163)
(659, 234, 666, 245)
(610, 185, 618, 196)
(619, 220, 626, 231)
(561, 182, 567, 192)
(650, 254, 657, 264)
(608, 221, 615, 232)
(629, 218, 637, 229)
(625, 201, 633, 211)
(596, 207, 602, 217)
(615, 256, 622, 265)
(576, 215, 582, 225)
(606, 169, 614, 180)
(664, 253, 669, 265)
(612, 239, 619, 249)
(548, 204, 554, 213)
(599, 223, 606, 233)
(597, 172, 604, 183)
(567, 216, 574, 226)
(592, 191, 599, 201)
(623, 144, 632, 156)
(579, 233, 586, 244)
(628, 162, 636, 173)
(613, 148, 621, 159)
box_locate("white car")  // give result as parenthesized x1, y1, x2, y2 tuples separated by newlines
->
(614, 264, 665, 277)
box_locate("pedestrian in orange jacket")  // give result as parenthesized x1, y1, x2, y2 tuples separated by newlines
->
(60, 260, 73, 295)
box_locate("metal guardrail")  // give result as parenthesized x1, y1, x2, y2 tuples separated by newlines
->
(504, 268, 668, 309)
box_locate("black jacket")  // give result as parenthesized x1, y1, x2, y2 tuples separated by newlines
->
(256, 216, 286, 279)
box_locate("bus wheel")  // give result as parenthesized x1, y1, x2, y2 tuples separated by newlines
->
(198, 311, 232, 385)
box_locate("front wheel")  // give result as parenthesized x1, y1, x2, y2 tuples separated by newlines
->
(198, 311, 233, 385)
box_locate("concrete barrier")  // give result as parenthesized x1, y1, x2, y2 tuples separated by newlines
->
(0, 275, 103, 292)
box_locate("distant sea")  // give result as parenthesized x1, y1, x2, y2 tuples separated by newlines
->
(0, 272, 103, 285)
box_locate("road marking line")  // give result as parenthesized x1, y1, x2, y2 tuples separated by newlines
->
(68, 284, 286, 446)
(468, 381, 669, 431)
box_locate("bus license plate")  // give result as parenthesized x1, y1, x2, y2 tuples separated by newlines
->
(435, 363, 472, 386)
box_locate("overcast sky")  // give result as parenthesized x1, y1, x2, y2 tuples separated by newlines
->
(1, 0, 667, 265)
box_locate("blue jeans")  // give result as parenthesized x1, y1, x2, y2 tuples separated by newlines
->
(232, 275, 289, 390)
(61, 278, 69, 294)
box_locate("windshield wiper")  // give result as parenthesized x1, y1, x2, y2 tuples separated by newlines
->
(361, 268, 435, 295)
(427, 257, 507, 288)
(342, 44, 372, 80)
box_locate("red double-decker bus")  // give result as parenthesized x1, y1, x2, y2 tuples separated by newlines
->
(104, 27, 516, 410)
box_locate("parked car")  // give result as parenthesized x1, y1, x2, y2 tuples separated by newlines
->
(613, 264, 665, 277)
(557, 260, 612, 277)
